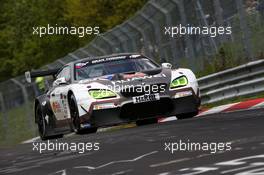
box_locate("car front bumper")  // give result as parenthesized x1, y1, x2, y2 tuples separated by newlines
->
(79, 88, 200, 127)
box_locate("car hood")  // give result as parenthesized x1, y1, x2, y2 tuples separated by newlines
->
(78, 68, 172, 89)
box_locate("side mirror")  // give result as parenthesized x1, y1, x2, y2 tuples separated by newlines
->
(25, 71, 32, 83)
(53, 77, 67, 86)
(161, 63, 172, 69)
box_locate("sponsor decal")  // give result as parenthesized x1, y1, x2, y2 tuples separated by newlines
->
(91, 56, 126, 64)
(75, 55, 143, 69)
(41, 101, 47, 106)
(61, 99, 68, 117)
(52, 101, 62, 113)
(133, 93, 160, 104)
(75, 62, 89, 69)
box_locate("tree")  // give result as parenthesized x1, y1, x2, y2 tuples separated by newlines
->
(0, 0, 147, 81)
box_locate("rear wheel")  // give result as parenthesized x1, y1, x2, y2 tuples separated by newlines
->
(69, 94, 97, 134)
(36, 104, 47, 140)
(36, 103, 63, 140)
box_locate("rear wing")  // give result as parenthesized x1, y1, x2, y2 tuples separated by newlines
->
(25, 68, 60, 83)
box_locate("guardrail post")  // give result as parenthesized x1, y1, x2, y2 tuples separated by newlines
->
(78, 48, 93, 57)
(108, 30, 126, 52)
(236, 0, 253, 60)
(140, 12, 165, 61)
(57, 59, 66, 65)
(118, 26, 137, 52)
(127, 21, 151, 57)
(68, 53, 80, 60)
(98, 34, 115, 54)
(148, 1, 179, 65)
(196, 0, 218, 54)
(213, 0, 226, 43)
(90, 42, 107, 56)
(0, 92, 9, 141)
(172, 0, 195, 67)
(260, 0, 264, 25)
(11, 79, 34, 133)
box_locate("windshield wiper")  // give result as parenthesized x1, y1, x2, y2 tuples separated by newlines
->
(142, 68, 162, 75)
(122, 71, 136, 74)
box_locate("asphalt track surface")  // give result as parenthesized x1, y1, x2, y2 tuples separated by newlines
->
(0, 108, 264, 175)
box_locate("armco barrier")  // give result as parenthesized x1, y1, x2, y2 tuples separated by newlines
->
(198, 59, 264, 104)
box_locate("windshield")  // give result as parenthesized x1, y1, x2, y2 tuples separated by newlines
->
(75, 57, 159, 80)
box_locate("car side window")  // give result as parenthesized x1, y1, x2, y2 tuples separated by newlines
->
(56, 66, 71, 82)
(56, 70, 63, 79)
(62, 66, 71, 82)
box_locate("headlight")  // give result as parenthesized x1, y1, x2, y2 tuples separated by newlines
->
(170, 76, 188, 88)
(88, 89, 117, 99)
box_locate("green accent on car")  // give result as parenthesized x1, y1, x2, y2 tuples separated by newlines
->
(170, 76, 188, 88)
(89, 89, 117, 99)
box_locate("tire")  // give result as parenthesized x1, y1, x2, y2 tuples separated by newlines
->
(177, 111, 198, 120)
(36, 103, 63, 140)
(69, 94, 81, 133)
(136, 118, 158, 126)
(69, 94, 97, 134)
(79, 127, 98, 135)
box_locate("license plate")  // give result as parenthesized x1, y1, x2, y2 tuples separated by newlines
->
(132, 93, 160, 104)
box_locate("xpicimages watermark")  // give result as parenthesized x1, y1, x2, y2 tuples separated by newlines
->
(108, 84, 166, 95)
(164, 24, 232, 38)
(32, 24, 100, 37)
(164, 140, 232, 154)
(32, 140, 100, 154)
(89, 83, 166, 97)
(90, 73, 168, 95)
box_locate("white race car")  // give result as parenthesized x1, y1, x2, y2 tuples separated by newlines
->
(25, 53, 200, 140)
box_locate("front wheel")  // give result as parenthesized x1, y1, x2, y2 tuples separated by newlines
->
(69, 94, 97, 134)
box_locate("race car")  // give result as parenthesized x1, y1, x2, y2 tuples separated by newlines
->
(25, 53, 200, 140)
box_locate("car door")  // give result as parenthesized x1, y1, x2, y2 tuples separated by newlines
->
(50, 66, 71, 121)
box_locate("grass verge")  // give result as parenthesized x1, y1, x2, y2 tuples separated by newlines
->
(0, 104, 37, 148)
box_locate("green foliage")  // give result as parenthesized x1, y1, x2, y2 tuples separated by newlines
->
(196, 12, 264, 78)
(0, 0, 147, 81)
(0, 103, 36, 147)
(197, 43, 248, 78)
(64, 0, 148, 45)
